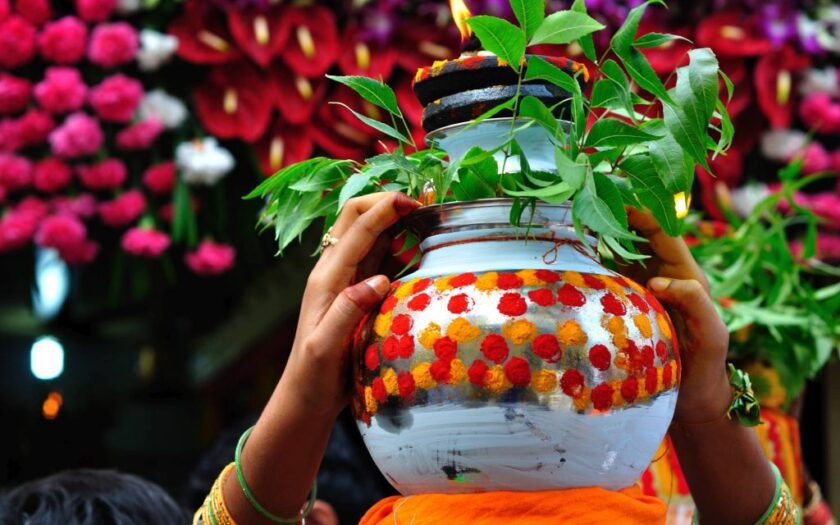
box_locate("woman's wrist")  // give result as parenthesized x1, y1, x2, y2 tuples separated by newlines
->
(673, 366, 731, 425)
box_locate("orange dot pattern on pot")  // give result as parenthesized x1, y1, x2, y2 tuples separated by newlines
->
(357, 269, 679, 422)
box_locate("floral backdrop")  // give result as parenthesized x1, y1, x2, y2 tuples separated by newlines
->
(0, 0, 838, 277)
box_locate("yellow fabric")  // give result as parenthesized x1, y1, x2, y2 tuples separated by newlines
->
(359, 485, 666, 525)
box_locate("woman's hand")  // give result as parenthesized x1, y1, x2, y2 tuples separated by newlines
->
(623, 208, 730, 424)
(280, 192, 420, 418)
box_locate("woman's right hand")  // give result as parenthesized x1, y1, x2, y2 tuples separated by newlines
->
(279, 192, 420, 419)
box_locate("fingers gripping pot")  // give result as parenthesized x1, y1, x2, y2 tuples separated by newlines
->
(351, 198, 681, 495)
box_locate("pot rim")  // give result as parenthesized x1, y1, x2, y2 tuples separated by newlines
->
(397, 198, 591, 242)
(425, 116, 568, 143)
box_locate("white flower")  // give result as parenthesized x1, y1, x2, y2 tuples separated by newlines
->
(799, 67, 839, 98)
(138, 89, 188, 129)
(137, 30, 178, 72)
(815, 6, 840, 53)
(730, 184, 771, 219)
(116, 0, 142, 14)
(176, 137, 235, 186)
(760, 129, 807, 162)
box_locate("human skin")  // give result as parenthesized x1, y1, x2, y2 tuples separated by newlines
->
(222, 193, 775, 525)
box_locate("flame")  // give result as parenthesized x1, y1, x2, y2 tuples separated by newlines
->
(450, 0, 473, 41)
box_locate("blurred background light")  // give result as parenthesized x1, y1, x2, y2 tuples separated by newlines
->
(30, 336, 64, 381)
(31, 248, 70, 321)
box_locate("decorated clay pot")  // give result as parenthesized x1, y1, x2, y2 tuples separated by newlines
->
(351, 199, 681, 495)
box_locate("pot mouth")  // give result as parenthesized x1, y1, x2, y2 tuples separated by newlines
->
(398, 198, 592, 242)
(425, 116, 570, 147)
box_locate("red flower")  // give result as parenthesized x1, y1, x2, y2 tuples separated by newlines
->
(87, 22, 138, 68)
(142, 161, 175, 195)
(337, 27, 397, 79)
(557, 283, 586, 307)
(227, 5, 290, 69)
(269, 68, 326, 125)
(35, 213, 86, 251)
(394, 23, 457, 73)
(0, 119, 20, 152)
(720, 59, 752, 119)
(98, 189, 146, 227)
(447, 293, 472, 314)
(0, 153, 32, 191)
(497, 272, 524, 289)
(364, 344, 379, 371)
(194, 62, 272, 142)
(38, 16, 88, 65)
(600, 293, 626, 316)
(799, 93, 840, 135)
(371, 377, 387, 403)
(628, 293, 650, 314)
(433, 336, 457, 362)
(16, 108, 55, 147)
(589, 344, 612, 371)
(390, 313, 412, 335)
(121, 226, 170, 257)
(185, 240, 236, 276)
(33, 157, 72, 193)
(408, 293, 431, 312)
(397, 372, 415, 400)
(34, 67, 88, 114)
(116, 118, 164, 150)
(14, 0, 52, 26)
(527, 288, 555, 307)
(168, 0, 241, 65)
(77, 158, 127, 190)
(468, 359, 489, 387)
(51, 193, 96, 218)
(449, 272, 477, 287)
(280, 6, 339, 78)
(255, 119, 313, 176)
(696, 12, 772, 58)
(504, 357, 531, 387)
(754, 46, 810, 129)
(0, 73, 31, 114)
(0, 15, 37, 69)
(89, 74, 143, 123)
(560, 369, 585, 398)
(0, 208, 39, 251)
(591, 383, 614, 411)
(532, 334, 561, 363)
(75, 0, 116, 23)
(498, 292, 527, 316)
(429, 360, 451, 383)
(480, 334, 508, 364)
(48, 112, 103, 158)
(58, 237, 99, 264)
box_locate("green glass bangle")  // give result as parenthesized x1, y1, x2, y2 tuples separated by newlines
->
(234, 426, 318, 524)
(206, 496, 219, 525)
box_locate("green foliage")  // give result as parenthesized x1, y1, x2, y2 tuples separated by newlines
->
(252, 0, 734, 263)
(689, 175, 840, 405)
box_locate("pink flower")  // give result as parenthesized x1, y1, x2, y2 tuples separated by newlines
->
(0, 0, 9, 20)
(33, 157, 73, 193)
(34, 67, 87, 114)
(833, 150, 840, 177)
(799, 93, 840, 135)
(14, 0, 52, 26)
(142, 161, 175, 195)
(0, 208, 38, 251)
(0, 15, 37, 69)
(88, 74, 143, 122)
(16, 195, 49, 220)
(75, 0, 116, 23)
(49, 112, 103, 158)
(806, 193, 840, 228)
(0, 153, 32, 191)
(38, 16, 88, 64)
(77, 158, 126, 190)
(791, 143, 832, 175)
(121, 226, 170, 257)
(35, 213, 86, 250)
(0, 119, 21, 152)
(791, 233, 840, 262)
(59, 237, 99, 264)
(98, 189, 146, 227)
(0, 73, 31, 114)
(52, 193, 96, 218)
(116, 118, 163, 150)
(87, 22, 138, 68)
(185, 240, 235, 276)
(15, 108, 55, 147)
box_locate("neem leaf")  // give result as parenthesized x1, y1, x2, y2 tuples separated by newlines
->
(555, 147, 586, 189)
(584, 118, 661, 148)
(529, 10, 604, 46)
(664, 69, 710, 171)
(610, 0, 664, 53)
(325, 75, 401, 116)
(615, 46, 675, 105)
(573, 173, 642, 241)
(338, 172, 374, 209)
(519, 95, 562, 139)
(467, 16, 526, 72)
(331, 102, 411, 143)
(687, 48, 719, 124)
(570, 0, 598, 62)
(633, 32, 691, 48)
(619, 154, 680, 235)
(511, 0, 545, 41)
(524, 56, 581, 94)
(647, 124, 693, 193)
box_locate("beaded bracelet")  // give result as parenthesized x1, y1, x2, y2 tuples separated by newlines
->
(235, 426, 318, 524)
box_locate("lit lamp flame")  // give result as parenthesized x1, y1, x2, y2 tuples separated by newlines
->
(674, 192, 691, 219)
(449, 0, 473, 41)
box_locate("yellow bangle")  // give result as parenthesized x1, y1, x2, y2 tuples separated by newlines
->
(210, 463, 239, 525)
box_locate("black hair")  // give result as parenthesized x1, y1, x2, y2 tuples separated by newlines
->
(0, 469, 187, 525)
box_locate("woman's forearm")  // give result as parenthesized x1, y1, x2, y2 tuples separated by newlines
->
(670, 380, 776, 525)
(222, 372, 336, 525)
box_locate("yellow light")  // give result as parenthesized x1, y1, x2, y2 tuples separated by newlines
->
(449, 0, 473, 41)
(674, 192, 691, 219)
(253, 15, 270, 46)
(42, 390, 63, 420)
(296, 26, 316, 58)
(223, 88, 237, 114)
(776, 70, 791, 105)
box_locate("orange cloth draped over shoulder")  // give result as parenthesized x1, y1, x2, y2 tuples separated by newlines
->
(359, 485, 666, 525)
